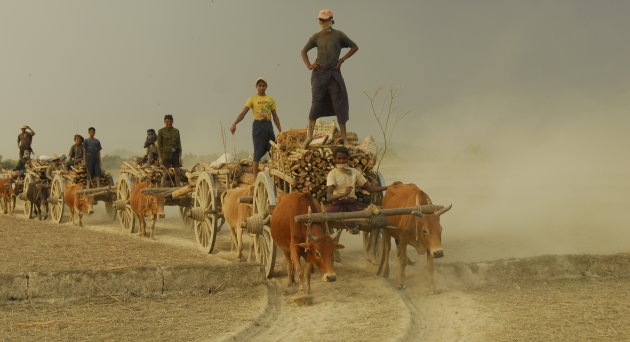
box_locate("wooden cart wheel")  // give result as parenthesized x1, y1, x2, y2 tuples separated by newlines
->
(362, 172, 386, 265)
(116, 174, 135, 233)
(253, 171, 277, 278)
(50, 174, 65, 223)
(22, 173, 34, 219)
(193, 171, 218, 253)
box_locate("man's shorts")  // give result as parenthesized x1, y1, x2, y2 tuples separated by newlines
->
(85, 156, 102, 178)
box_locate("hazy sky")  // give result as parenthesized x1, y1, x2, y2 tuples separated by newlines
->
(1, 0, 629, 161)
(2, 1, 629, 256)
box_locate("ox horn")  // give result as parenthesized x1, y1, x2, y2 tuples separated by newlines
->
(435, 204, 453, 216)
(331, 229, 342, 241)
(307, 233, 319, 242)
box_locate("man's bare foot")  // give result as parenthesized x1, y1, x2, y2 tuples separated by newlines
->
(302, 136, 313, 149)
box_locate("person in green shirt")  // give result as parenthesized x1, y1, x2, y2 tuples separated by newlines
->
(157, 114, 182, 186)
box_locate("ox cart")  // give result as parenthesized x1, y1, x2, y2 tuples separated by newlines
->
(48, 165, 116, 223)
(16, 159, 51, 219)
(113, 162, 192, 235)
(239, 128, 448, 278)
(114, 160, 255, 253)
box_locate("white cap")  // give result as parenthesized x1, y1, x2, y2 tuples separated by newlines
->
(318, 9, 333, 20)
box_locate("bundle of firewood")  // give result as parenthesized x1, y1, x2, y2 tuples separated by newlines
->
(25, 160, 51, 180)
(270, 132, 376, 201)
(189, 160, 256, 190)
(275, 129, 359, 148)
(121, 161, 165, 184)
(63, 165, 113, 186)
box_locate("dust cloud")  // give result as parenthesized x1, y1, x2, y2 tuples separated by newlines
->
(375, 95, 630, 263)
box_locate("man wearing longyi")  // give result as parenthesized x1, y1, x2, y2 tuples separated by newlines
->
(301, 8, 359, 148)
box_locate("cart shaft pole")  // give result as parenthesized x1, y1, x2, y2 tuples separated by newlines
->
(293, 204, 444, 223)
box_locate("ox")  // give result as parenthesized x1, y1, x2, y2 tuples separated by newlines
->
(63, 184, 94, 227)
(26, 181, 50, 220)
(378, 183, 452, 290)
(130, 180, 165, 238)
(271, 192, 344, 294)
(221, 185, 255, 261)
(0, 179, 16, 215)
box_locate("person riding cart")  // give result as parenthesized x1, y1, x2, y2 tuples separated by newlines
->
(142, 129, 159, 167)
(157, 114, 182, 186)
(46, 155, 64, 182)
(17, 125, 36, 159)
(325, 146, 399, 213)
(83, 127, 103, 188)
(66, 134, 85, 169)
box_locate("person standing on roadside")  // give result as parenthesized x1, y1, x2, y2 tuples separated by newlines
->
(301, 8, 358, 148)
(17, 125, 36, 159)
(83, 127, 103, 188)
(157, 114, 182, 186)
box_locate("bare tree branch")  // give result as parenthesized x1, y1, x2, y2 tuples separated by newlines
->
(364, 85, 409, 173)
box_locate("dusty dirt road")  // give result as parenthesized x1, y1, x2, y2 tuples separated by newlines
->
(1, 202, 629, 341)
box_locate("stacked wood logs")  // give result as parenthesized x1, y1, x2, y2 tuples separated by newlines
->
(189, 160, 256, 190)
(276, 129, 358, 147)
(63, 165, 113, 186)
(270, 133, 377, 202)
(26, 160, 51, 180)
(121, 161, 166, 184)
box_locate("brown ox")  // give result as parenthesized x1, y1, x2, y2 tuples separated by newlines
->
(130, 180, 165, 238)
(0, 178, 16, 214)
(378, 183, 452, 290)
(220, 185, 254, 261)
(63, 183, 94, 227)
(271, 192, 344, 294)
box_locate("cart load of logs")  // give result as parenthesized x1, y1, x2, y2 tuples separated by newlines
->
(120, 161, 170, 184)
(139, 159, 257, 202)
(275, 128, 359, 147)
(270, 128, 378, 202)
(189, 159, 257, 189)
(25, 159, 52, 180)
(62, 164, 113, 186)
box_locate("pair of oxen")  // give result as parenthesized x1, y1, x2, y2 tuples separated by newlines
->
(223, 183, 451, 294)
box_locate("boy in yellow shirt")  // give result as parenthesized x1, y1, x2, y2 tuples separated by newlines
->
(230, 78, 282, 175)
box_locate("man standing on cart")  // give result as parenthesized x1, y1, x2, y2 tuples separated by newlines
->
(83, 127, 103, 188)
(157, 114, 182, 186)
(17, 125, 36, 159)
(301, 9, 358, 148)
(230, 77, 282, 175)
